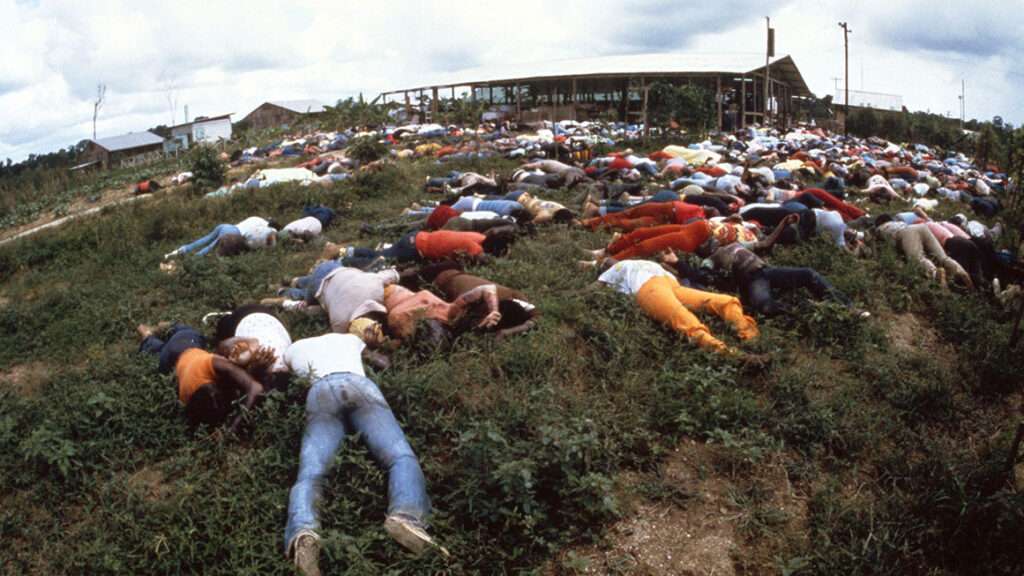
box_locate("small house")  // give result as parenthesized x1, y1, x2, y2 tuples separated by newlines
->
(239, 100, 326, 131)
(85, 131, 165, 170)
(164, 113, 234, 153)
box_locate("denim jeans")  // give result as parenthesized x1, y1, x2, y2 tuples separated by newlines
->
(139, 324, 206, 374)
(177, 224, 241, 256)
(742, 266, 850, 316)
(283, 261, 342, 304)
(284, 372, 429, 550)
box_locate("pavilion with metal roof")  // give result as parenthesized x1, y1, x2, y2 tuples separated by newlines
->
(379, 52, 812, 130)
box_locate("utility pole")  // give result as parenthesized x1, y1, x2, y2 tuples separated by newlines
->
(765, 16, 773, 126)
(838, 22, 851, 137)
(960, 79, 965, 130)
(92, 83, 106, 141)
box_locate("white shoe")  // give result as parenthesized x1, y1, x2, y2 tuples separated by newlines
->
(384, 515, 449, 558)
(163, 249, 180, 260)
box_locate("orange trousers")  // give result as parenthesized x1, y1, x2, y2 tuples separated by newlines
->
(609, 220, 711, 261)
(585, 202, 677, 230)
(635, 276, 759, 353)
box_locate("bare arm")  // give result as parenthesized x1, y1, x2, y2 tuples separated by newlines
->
(753, 213, 799, 253)
(451, 285, 501, 327)
(212, 356, 265, 432)
(497, 320, 536, 339)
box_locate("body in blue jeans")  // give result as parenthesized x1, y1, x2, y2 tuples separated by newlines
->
(281, 261, 343, 304)
(176, 224, 241, 256)
(139, 323, 206, 374)
(283, 372, 430, 551)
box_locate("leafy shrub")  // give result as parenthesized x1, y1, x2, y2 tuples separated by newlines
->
(188, 144, 227, 192)
(346, 136, 388, 165)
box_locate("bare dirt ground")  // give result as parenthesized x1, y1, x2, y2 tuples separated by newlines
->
(549, 441, 807, 576)
(0, 361, 51, 398)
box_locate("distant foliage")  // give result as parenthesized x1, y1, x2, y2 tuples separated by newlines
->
(648, 82, 716, 137)
(188, 144, 227, 192)
(346, 136, 388, 165)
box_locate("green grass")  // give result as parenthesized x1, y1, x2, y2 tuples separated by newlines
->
(1, 157, 1022, 575)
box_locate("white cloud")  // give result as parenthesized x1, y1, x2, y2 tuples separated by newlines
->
(1, 0, 1022, 162)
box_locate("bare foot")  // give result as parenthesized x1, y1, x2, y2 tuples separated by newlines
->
(136, 324, 155, 340)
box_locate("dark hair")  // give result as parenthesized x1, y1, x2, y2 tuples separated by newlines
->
(410, 318, 451, 357)
(482, 233, 514, 256)
(507, 207, 533, 222)
(216, 233, 247, 257)
(497, 299, 534, 329)
(552, 208, 575, 223)
(874, 214, 894, 227)
(184, 384, 236, 427)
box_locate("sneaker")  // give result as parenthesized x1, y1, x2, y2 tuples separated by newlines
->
(384, 515, 450, 558)
(163, 249, 180, 261)
(282, 299, 308, 311)
(291, 531, 321, 576)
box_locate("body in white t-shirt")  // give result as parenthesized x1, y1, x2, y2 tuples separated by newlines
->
(284, 334, 366, 380)
(282, 216, 323, 240)
(598, 260, 673, 296)
(235, 312, 292, 373)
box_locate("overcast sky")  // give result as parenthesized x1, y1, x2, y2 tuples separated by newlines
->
(3, 0, 1022, 162)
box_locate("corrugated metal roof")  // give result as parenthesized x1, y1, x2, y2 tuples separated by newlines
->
(387, 52, 811, 97)
(168, 113, 233, 131)
(92, 131, 165, 152)
(269, 100, 327, 114)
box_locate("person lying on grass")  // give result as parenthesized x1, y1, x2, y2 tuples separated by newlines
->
(400, 261, 539, 339)
(594, 258, 760, 356)
(283, 334, 448, 576)
(698, 239, 869, 318)
(382, 282, 503, 342)
(578, 214, 799, 269)
(164, 216, 278, 259)
(334, 227, 518, 269)
(207, 304, 293, 392)
(870, 214, 974, 290)
(136, 322, 264, 430)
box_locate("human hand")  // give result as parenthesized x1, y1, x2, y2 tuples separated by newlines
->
(660, 249, 679, 265)
(478, 311, 502, 328)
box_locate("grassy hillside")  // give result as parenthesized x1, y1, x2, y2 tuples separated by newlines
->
(1, 156, 1022, 575)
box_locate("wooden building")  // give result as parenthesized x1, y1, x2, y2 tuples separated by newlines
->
(85, 131, 165, 170)
(379, 53, 812, 130)
(239, 100, 326, 131)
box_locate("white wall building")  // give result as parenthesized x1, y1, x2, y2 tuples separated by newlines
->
(164, 113, 233, 152)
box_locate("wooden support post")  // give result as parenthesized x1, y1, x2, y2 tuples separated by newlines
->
(515, 83, 521, 122)
(740, 76, 746, 129)
(571, 78, 577, 121)
(404, 91, 411, 120)
(716, 75, 723, 132)
(431, 87, 439, 120)
(489, 85, 494, 105)
(642, 79, 650, 144)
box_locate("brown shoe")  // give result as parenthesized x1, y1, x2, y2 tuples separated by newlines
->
(384, 515, 450, 558)
(292, 532, 321, 576)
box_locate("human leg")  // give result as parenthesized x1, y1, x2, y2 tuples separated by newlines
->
(284, 377, 348, 553)
(763, 267, 851, 306)
(605, 224, 687, 254)
(343, 374, 430, 522)
(739, 269, 780, 316)
(177, 224, 239, 256)
(944, 237, 985, 287)
(671, 284, 759, 340)
(897, 228, 937, 278)
(919, 227, 969, 280)
(635, 276, 728, 352)
(611, 222, 709, 260)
